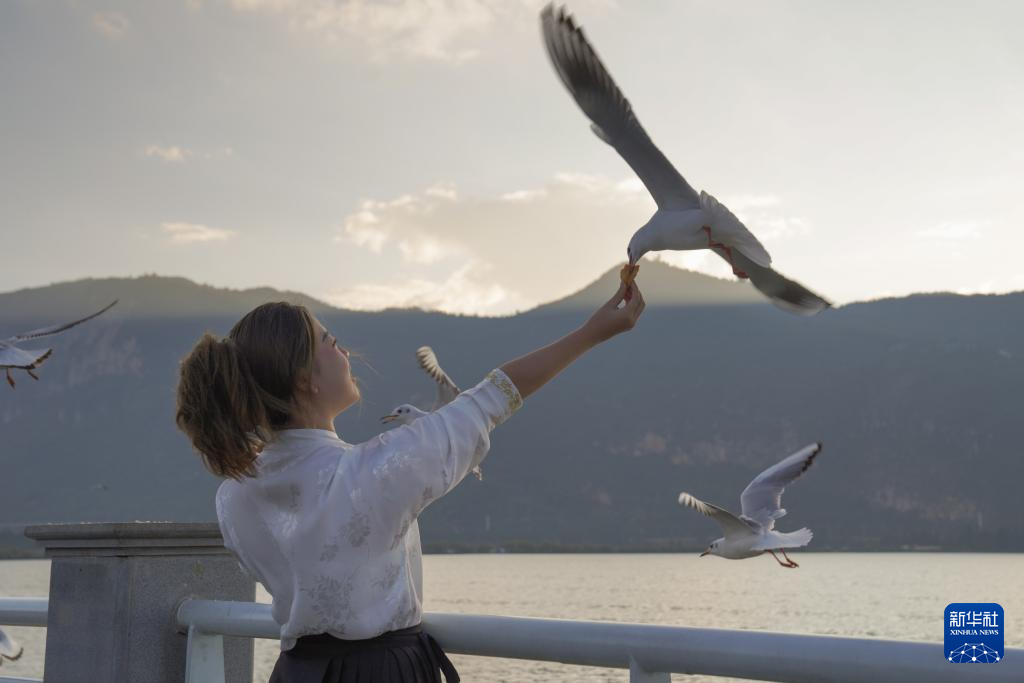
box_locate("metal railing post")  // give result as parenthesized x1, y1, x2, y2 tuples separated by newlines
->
(184, 625, 226, 683)
(629, 656, 671, 682)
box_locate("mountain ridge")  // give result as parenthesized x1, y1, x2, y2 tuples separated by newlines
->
(2, 265, 1021, 553)
(3, 263, 1021, 322)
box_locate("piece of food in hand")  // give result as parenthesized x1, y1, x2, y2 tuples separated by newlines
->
(619, 264, 640, 286)
(619, 263, 640, 302)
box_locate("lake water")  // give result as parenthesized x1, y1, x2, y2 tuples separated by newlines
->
(1, 554, 1021, 682)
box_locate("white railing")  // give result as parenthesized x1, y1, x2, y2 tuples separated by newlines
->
(0, 597, 46, 683)
(175, 599, 1024, 683)
(5, 596, 1024, 683)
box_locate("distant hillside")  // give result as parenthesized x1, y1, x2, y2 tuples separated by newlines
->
(534, 260, 762, 312)
(0, 263, 761, 321)
(1, 267, 1022, 553)
(0, 275, 337, 321)
(828, 291, 1024, 350)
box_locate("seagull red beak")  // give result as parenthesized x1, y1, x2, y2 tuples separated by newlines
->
(699, 549, 710, 557)
(380, 414, 398, 424)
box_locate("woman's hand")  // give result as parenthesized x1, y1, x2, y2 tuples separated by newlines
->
(581, 281, 646, 344)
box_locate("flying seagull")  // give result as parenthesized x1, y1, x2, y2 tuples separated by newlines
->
(0, 627, 23, 665)
(0, 300, 118, 388)
(678, 442, 823, 568)
(381, 346, 482, 480)
(541, 4, 830, 315)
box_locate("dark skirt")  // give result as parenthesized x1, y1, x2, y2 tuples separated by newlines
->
(268, 625, 460, 683)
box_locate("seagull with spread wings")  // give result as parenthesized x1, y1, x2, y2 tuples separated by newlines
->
(380, 346, 482, 480)
(678, 442, 823, 568)
(541, 5, 830, 315)
(0, 300, 118, 388)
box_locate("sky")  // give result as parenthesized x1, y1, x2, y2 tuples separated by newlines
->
(1, 0, 1022, 315)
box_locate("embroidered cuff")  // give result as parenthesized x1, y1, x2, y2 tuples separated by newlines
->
(484, 368, 523, 425)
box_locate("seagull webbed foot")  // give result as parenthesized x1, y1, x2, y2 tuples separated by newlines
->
(768, 550, 798, 569)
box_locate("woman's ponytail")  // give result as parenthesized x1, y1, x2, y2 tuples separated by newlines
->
(175, 302, 315, 479)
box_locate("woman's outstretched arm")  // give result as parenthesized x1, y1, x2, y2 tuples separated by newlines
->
(499, 281, 645, 400)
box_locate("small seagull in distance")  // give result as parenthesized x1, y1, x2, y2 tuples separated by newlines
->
(381, 346, 482, 480)
(1, 300, 118, 388)
(679, 443, 823, 568)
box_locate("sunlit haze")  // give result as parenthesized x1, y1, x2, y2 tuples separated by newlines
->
(3, 0, 1022, 315)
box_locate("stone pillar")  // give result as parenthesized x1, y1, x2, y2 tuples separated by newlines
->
(25, 522, 254, 683)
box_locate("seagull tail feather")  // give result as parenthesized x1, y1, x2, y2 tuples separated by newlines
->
(777, 527, 813, 549)
(754, 527, 813, 550)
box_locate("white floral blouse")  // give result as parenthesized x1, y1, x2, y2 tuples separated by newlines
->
(215, 369, 522, 651)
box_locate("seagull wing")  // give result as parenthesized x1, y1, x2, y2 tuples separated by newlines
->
(0, 344, 52, 370)
(416, 346, 461, 410)
(9, 300, 118, 342)
(678, 492, 758, 538)
(740, 442, 823, 529)
(700, 191, 772, 268)
(0, 626, 23, 661)
(541, 5, 700, 211)
(720, 250, 831, 315)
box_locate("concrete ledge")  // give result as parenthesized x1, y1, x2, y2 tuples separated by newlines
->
(25, 522, 230, 557)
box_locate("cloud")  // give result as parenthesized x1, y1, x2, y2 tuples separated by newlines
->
(754, 215, 811, 241)
(144, 145, 190, 163)
(331, 176, 813, 315)
(332, 174, 651, 315)
(325, 261, 529, 316)
(207, 146, 235, 159)
(337, 190, 465, 262)
(92, 11, 131, 39)
(500, 189, 548, 202)
(341, 210, 387, 252)
(424, 183, 458, 200)
(650, 250, 733, 279)
(955, 281, 999, 295)
(397, 235, 455, 265)
(915, 221, 983, 241)
(718, 193, 811, 241)
(223, 0, 600, 63)
(728, 194, 782, 210)
(142, 145, 234, 163)
(161, 222, 238, 244)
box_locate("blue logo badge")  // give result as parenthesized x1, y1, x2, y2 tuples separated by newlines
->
(945, 603, 1003, 663)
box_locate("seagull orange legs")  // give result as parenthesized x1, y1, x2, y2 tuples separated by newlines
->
(3, 368, 40, 388)
(767, 550, 799, 569)
(703, 226, 749, 279)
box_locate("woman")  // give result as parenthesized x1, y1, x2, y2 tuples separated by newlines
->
(176, 280, 645, 682)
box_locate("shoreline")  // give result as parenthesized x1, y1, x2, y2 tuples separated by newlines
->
(4, 546, 1023, 560)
